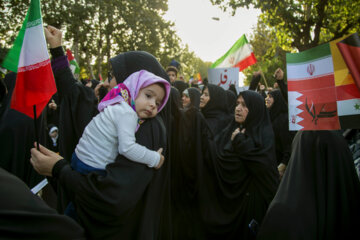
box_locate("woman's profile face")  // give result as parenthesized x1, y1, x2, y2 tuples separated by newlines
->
(200, 87, 210, 108)
(182, 91, 191, 108)
(234, 95, 249, 124)
(265, 94, 274, 109)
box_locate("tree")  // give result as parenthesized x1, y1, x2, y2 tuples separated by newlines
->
(210, 0, 360, 51)
(243, 19, 288, 87)
(1, 0, 205, 81)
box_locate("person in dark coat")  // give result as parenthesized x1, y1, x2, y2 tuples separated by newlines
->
(257, 131, 360, 240)
(226, 89, 237, 113)
(30, 25, 173, 239)
(182, 87, 201, 110)
(199, 84, 233, 137)
(0, 72, 45, 188)
(199, 90, 279, 239)
(0, 167, 85, 239)
(265, 89, 294, 177)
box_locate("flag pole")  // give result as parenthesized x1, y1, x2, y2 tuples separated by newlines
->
(33, 105, 40, 150)
(256, 63, 269, 89)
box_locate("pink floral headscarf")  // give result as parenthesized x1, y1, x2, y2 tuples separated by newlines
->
(98, 70, 170, 130)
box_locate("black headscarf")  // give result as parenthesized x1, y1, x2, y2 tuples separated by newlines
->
(90, 79, 100, 90)
(239, 90, 276, 159)
(173, 80, 189, 95)
(199, 90, 278, 239)
(170, 87, 182, 118)
(268, 89, 293, 165)
(268, 89, 288, 122)
(185, 87, 201, 110)
(258, 131, 360, 240)
(110, 51, 169, 84)
(226, 89, 237, 113)
(201, 84, 232, 137)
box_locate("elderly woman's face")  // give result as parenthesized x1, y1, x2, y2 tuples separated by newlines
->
(199, 87, 210, 108)
(234, 95, 249, 124)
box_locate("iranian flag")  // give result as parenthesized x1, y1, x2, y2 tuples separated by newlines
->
(2, 0, 56, 118)
(287, 35, 360, 130)
(66, 49, 80, 75)
(211, 34, 257, 71)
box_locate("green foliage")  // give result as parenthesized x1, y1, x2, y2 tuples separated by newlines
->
(243, 19, 288, 87)
(0, 0, 208, 80)
(211, 0, 360, 51)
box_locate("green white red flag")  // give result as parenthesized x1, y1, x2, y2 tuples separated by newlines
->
(211, 34, 257, 71)
(287, 35, 360, 130)
(2, 0, 56, 118)
(66, 49, 80, 75)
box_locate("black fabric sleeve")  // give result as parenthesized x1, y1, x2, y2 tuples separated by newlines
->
(276, 80, 288, 103)
(50, 46, 65, 58)
(249, 74, 261, 91)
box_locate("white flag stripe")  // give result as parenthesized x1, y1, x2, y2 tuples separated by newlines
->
(287, 56, 333, 80)
(337, 98, 360, 116)
(215, 44, 253, 68)
(288, 91, 304, 130)
(18, 24, 49, 68)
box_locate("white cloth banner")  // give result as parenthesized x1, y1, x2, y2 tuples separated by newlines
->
(208, 67, 240, 93)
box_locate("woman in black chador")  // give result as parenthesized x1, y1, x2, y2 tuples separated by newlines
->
(199, 84, 232, 137)
(266, 89, 294, 177)
(31, 25, 172, 239)
(199, 90, 279, 239)
(257, 131, 360, 240)
(182, 87, 201, 110)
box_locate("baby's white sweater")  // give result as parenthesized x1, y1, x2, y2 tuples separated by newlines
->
(75, 102, 160, 169)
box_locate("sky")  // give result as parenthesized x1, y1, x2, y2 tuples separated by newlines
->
(164, 0, 261, 63)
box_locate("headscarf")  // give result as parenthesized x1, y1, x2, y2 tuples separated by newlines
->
(268, 89, 288, 122)
(239, 90, 275, 155)
(170, 87, 182, 119)
(98, 70, 170, 114)
(225, 89, 237, 113)
(173, 80, 189, 95)
(200, 84, 232, 136)
(90, 79, 100, 90)
(184, 87, 201, 110)
(109, 51, 169, 84)
(258, 131, 360, 240)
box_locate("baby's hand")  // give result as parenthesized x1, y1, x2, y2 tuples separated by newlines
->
(155, 148, 165, 169)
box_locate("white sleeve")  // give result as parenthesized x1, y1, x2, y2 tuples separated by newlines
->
(109, 103, 160, 168)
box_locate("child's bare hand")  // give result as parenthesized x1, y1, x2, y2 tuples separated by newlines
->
(155, 148, 165, 169)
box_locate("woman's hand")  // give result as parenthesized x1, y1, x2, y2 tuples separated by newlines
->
(30, 142, 63, 176)
(44, 25, 62, 48)
(278, 163, 287, 179)
(274, 68, 284, 80)
(231, 128, 245, 141)
(48, 99, 57, 110)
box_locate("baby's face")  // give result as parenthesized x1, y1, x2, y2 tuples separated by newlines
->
(135, 83, 165, 119)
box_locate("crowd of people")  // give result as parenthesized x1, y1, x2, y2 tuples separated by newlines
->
(0, 25, 360, 239)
